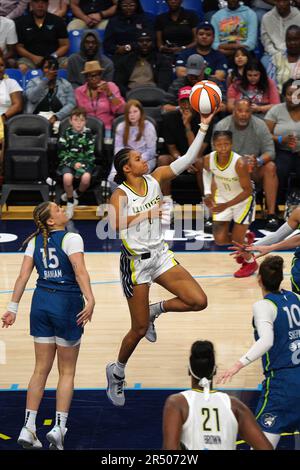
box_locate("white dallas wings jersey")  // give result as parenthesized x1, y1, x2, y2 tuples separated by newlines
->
(119, 174, 163, 255)
(209, 151, 245, 200)
(180, 389, 238, 450)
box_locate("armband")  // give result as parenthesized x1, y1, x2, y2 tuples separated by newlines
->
(7, 301, 18, 315)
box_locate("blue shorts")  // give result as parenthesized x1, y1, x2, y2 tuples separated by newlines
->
(291, 257, 300, 293)
(30, 287, 84, 341)
(255, 368, 300, 434)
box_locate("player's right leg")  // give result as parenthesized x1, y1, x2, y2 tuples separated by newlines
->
(106, 283, 150, 407)
(212, 221, 232, 245)
(18, 341, 56, 449)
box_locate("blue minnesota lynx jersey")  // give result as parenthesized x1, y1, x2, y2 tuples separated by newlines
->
(33, 231, 80, 292)
(254, 289, 300, 376)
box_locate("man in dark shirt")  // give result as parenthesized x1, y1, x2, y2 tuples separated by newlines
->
(159, 86, 212, 209)
(68, 0, 117, 31)
(176, 22, 228, 82)
(114, 30, 173, 97)
(15, 0, 69, 73)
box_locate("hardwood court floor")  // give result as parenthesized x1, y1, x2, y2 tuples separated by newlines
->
(0, 252, 294, 390)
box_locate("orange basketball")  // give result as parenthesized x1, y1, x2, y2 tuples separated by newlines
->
(189, 80, 222, 114)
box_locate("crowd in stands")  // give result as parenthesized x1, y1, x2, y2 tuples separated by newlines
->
(0, 0, 299, 230)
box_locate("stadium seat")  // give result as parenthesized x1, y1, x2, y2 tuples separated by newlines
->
(140, 0, 159, 15)
(68, 29, 84, 55)
(24, 69, 43, 87)
(57, 69, 67, 80)
(126, 86, 166, 106)
(4, 69, 24, 88)
(0, 115, 51, 208)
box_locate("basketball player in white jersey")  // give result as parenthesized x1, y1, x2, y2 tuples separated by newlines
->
(106, 111, 216, 407)
(163, 340, 273, 450)
(203, 130, 257, 278)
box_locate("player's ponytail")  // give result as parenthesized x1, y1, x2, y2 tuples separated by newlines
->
(114, 148, 132, 184)
(20, 202, 52, 255)
(259, 255, 284, 292)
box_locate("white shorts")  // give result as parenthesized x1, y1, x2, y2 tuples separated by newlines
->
(34, 336, 81, 347)
(120, 243, 178, 298)
(213, 194, 255, 224)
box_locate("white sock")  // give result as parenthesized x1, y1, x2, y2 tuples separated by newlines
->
(55, 411, 68, 431)
(245, 256, 255, 264)
(150, 301, 166, 318)
(24, 409, 37, 432)
(114, 361, 125, 378)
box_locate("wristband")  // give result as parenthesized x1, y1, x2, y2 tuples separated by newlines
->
(277, 135, 283, 144)
(108, 94, 115, 100)
(256, 156, 264, 167)
(199, 123, 209, 131)
(7, 301, 18, 315)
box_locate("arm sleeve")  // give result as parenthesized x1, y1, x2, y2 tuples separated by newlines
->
(203, 168, 213, 195)
(242, 10, 258, 51)
(142, 122, 157, 162)
(24, 238, 35, 257)
(62, 233, 84, 256)
(239, 300, 276, 366)
(170, 126, 207, 176)
(254, 222, 295, 246)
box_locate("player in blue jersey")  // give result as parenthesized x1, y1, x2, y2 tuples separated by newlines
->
(1, 202, 95, 450)
(219, 255, 300, 448)
(230, 206, 300, 292)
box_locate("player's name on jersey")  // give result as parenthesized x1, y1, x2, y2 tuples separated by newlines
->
(43, 269, 63, 279)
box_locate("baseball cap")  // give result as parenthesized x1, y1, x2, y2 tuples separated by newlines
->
(137, 30, 153, 41)
(178, 86, 192, 101)
(186, 54, 206, 75)
(197, 21, 215, 33)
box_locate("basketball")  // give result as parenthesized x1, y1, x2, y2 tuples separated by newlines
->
(189, 80, 222, 114)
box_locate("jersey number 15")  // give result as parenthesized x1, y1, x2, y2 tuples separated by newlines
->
(40, 248, 60, 269)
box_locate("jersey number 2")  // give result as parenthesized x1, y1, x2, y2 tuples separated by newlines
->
(40, 248, 59, 269)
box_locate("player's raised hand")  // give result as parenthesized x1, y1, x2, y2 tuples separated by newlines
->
(1, 311, 16, 328)
(248, 245, 273, 259)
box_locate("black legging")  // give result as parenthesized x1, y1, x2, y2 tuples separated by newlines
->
(275, 148, 300, 203)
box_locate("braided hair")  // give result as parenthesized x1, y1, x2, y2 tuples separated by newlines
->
(114, 147, 132, 184)
(20, 202, 52, 256)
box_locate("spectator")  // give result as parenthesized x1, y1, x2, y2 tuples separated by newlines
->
(265, 79, 300, 203)
(75, 60, 125, 134)
(0, 1, 29, 19)
(163, 54, 226, 114)
(48, 0, 69, 16)
(261, 0, 300, 58)
(24, 56, 76, 128)
(0, 16, 18, 68)
(15, 0, 69, 74)
(67, 30, 114, 89)
(155, 0, 199, 59)
(176, 22, 228, 82)
(103, 0, 153, 62)
(211, 0, 258, 57)
(108, 99, 157, 186)
(0, 54, 23, 173)
(227, 46, 254, 87)
(227, 58, 280, 116)
(158, 86, 213, 216)
(214, 98, 280, 230)
(270, 25, 300, 92)
(114, 30, 173, 97)
(68, 0, 117, 31)
(58, 107, 96, 219)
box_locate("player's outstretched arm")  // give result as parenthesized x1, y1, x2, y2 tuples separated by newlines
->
(231, 397, 273, 450)
(1, 255, 34, 328)
(152, 111, 216, 184)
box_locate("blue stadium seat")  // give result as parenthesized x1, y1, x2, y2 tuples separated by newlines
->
(24, 69, 43, 87)
(140, 0, 159, 15)
(57, 69, 67, 80)
(68, 29, 84, 55)
(4, 69, 24, 88)
(182, 0, 204, 18)
(153, 0, 204, 17)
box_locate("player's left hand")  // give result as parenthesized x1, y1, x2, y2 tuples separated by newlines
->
(1, 311, 16, 328)
(212, 202, 228, 214)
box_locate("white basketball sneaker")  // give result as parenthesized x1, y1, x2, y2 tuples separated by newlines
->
(46, 425, 67, 450)
(17, 426, 42, 449)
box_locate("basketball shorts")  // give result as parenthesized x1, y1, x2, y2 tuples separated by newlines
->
(213, 194, 255, 224)
(291, 257, 300, 293)
(120, 243, 178, 298)
(255, 368, 300, 434)
(30, 287, 84, 343)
